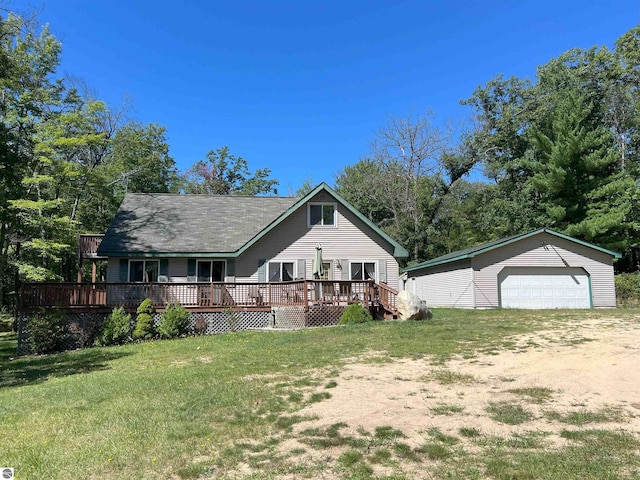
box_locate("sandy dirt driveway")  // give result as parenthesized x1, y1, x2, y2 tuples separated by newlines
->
(278, 315, 640, 477)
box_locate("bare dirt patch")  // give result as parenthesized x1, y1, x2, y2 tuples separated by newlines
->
(282, 316, 640, 477)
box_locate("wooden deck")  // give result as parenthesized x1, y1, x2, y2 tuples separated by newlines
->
(19, 280, 398, 313)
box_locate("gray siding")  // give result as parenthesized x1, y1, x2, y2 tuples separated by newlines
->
(106, 191, 401, 289)
(472, 232, 616, 308)
(235, 192, 400, 289)
(107, 257, 120, 283)
(408, 260, 474, 308)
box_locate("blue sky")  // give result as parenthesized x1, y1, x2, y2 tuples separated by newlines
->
(13, 0, 640, 194)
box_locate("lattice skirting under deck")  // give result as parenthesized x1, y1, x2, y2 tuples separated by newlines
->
(180, 311, 271, 335)
(17, 309, 281, 355)
(306, 305, 345, 327)
(17, 311, 110, 356)
(271, 306, 304, 329)
(16, 306, 349, 355)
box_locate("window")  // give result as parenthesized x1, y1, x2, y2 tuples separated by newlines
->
(197, 260, 225, 282)
(269, 262, 295, 282)
(308, 203, 336, 227)
(350, 262, 376, 281)
(129, 260, 159, 282)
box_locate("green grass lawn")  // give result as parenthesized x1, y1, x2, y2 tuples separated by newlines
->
(1, 309, 638, 479)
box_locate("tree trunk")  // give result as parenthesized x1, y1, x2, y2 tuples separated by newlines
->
(0, 221, 7, 307)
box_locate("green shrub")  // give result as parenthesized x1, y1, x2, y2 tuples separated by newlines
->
(158, 303, 190, 339)
(615, 272, 640, 305)
(133, 313, 155, 340)
(136, 298, 156, 315)
(25, 309, 70, 354)
(132, 298, 156, 340)
(339, 303, 373, 324)
(96, 306, 132, 346)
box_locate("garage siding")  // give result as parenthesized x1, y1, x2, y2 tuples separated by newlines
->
(472, 233, 616, 308)
(409, 260, 474, 308)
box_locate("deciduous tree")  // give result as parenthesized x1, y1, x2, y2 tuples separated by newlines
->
(336, 111, 476, 263)
(183, 146, 278, 196)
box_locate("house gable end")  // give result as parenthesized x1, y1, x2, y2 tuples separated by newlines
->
(234, 183, 409, 258)
(403, 228, 620, 273)
(96, 184, 408, 260)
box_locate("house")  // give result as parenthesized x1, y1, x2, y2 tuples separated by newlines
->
(97, 182, 408, 290)
(16, 183, 407, 353)
(87, 182, 408, 317)
(402, 228, 620, 309)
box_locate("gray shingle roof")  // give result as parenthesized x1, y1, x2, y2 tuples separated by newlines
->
(97, 193, 299, 256)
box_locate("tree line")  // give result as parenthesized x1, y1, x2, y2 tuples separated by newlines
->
(336, 26, 640, 271)
(0, 13, 278, 307)
(1, 11, 638, 309)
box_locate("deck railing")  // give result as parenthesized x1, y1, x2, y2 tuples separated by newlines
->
(377, 281, 399, 314)
(21, 283, 107, 308)
(20, 280, 378, 310)
(77, 234, 106, 259)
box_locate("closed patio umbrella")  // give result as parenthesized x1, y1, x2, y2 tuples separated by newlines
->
(313, 244, 325, 303)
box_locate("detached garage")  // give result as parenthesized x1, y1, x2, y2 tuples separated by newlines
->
(402, 228, 620, 309)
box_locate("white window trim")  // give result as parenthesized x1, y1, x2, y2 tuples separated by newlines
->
(267, 261, 297, 282)
(307, 202, 338, 228)
(128, 259, 160, 282)
(196, 260, 227, 282)
(349, 261, 377, 282)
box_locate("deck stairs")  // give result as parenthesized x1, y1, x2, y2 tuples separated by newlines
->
(376, 282, 399, 319)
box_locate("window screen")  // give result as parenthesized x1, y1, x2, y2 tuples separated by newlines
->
(309, 203, 335, 226)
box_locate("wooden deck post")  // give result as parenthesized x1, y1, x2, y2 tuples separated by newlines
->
(303, 280, 308, 306)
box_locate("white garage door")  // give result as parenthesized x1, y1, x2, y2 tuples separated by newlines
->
(500, 267, 590, 309)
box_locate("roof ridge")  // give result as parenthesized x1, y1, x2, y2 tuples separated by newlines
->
(124, 192, 299, 199)
(99, 183, 409, 258)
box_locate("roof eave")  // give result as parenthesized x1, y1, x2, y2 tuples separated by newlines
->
(402, 254, 472, 272)
(541, 228, 622, 258)
(322, 184, 409, 258)
(235, 182, 409, 258)
(402, 227, 622, 272)
(97, 252, 236, 258)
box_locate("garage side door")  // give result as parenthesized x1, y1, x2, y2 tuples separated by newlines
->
(499, 267, 590, 309)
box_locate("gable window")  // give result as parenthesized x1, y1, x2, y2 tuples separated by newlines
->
(129, 260, 159, 282)
(269, 262, 295, 282)
(308, 203, 336, 227)
(350, 262, 376, 281)
(197, 260, 225, 282)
